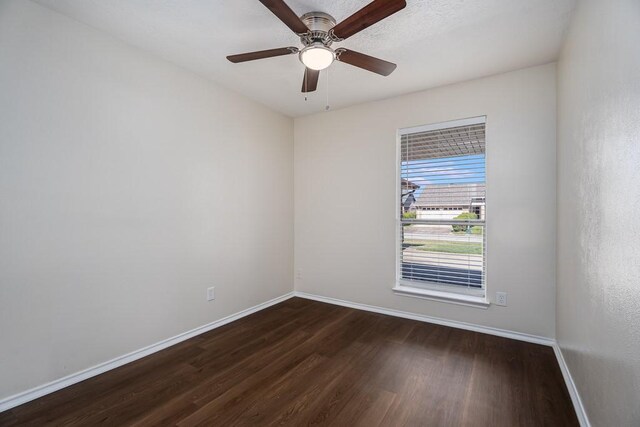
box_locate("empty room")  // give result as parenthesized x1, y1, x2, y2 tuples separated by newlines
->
(1, 0, 638, 425)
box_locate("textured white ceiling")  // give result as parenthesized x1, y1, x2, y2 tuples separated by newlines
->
(34, 0, 576, 117)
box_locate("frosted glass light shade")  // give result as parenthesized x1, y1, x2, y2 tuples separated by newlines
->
(299, 44, 335, 71)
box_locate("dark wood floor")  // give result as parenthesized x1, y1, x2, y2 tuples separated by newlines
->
(0, 298, 578, 426)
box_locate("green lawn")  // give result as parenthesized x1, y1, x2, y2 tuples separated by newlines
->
(404, 240, 483, 255)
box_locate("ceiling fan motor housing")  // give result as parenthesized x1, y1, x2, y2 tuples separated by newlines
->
(299, 12, 337, 46)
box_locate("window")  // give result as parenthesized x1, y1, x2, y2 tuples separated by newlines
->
(397, 117, 486, 300)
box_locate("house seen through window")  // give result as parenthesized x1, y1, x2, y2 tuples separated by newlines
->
(398, 117, 486, 297)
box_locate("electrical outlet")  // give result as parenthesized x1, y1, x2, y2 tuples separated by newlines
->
(296, 270, 302, 279)
(495, 291, 507, 306)
(207, 287, 215, 301)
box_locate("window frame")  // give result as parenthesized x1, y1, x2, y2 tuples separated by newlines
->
(394, 116, 489, 307)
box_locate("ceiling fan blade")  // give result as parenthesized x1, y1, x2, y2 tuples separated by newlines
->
(336, 49, 397, 76)
(259, 0, 309, 34)
(302, 68, 319, 92)
(227, 47, 298, 63)
(332, 0, 406, 40)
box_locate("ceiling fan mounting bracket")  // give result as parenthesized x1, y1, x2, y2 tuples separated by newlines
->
(327, 29, 344, 44)
(298, 12, 337, 47)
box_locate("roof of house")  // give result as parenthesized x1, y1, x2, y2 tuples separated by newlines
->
(414, 183, 486, 207)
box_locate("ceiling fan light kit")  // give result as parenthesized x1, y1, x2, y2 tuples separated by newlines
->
(227, 0, 406, 93)
(299, 43, 335, 71)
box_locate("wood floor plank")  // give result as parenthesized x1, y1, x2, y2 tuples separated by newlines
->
(133, 304, 352, 426)
(7, 339, 206, 426)
(0, 298, 579, 426)
(332, 388, 397, 427)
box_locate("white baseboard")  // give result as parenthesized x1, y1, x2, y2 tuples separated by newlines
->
(552, 344, 591, 427)
(0, 292, 295, 413)
(294, 291, 554, 346)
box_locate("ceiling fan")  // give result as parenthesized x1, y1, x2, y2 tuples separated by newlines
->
(227, 0, 407, 93)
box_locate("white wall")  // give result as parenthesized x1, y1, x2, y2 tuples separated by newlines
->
(294, 63, 557, 338)
(557, 0, 640, 425)
(0, 1, 293, 400)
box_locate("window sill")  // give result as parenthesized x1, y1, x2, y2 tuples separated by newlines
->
(392, 285, 490, 309)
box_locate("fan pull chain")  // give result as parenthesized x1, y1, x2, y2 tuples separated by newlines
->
(325, 68, 330, 111)
(304, 68, 308, 101)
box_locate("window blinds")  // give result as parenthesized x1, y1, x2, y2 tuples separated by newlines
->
(399, 120, 486, 294)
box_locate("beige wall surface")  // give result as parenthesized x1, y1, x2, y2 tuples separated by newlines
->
(294, 63, 557, 338)
(0, 1, 293, 399)
(556, 0, 640, 425)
